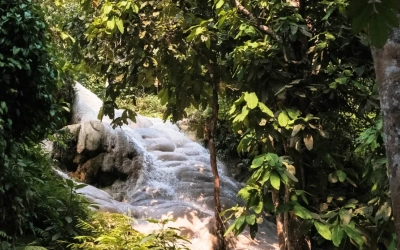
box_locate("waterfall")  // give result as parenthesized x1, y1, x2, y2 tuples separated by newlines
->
(53, 82, 278, 250)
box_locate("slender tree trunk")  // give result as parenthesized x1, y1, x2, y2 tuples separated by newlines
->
(207, 71, 226, 249)
(284, 187, 291, 250)
(272, 189, 286, 249)
(371, 19, 400, 249)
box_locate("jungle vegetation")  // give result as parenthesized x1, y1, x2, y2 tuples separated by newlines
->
(1, 0, 400, 249)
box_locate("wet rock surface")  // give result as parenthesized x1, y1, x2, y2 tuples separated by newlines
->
(53, 83, 278, 250)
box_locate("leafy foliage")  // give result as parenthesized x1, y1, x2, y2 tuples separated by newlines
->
(44, 0, 396, 249)
(69, 214, 191, 250)
(348, 0, 400, 47)
(0, 0, 60, 142)
(0, 143, 91, 249)
(0, 1, 90, 249)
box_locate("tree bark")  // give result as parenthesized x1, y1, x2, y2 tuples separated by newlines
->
(371, 18, 400, 249)
(207, 70, 227, 249)
(272, 188, 286, 250)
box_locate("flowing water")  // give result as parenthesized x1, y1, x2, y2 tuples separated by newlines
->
(54, 83, 278, 249)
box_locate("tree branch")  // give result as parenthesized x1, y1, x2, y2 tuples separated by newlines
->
(232, 0, 281, 42)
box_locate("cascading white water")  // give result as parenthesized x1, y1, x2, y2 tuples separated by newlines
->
(57, 82, 278, 250)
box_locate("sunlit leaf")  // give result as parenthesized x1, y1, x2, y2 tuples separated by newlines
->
(314, 221, 331, 240)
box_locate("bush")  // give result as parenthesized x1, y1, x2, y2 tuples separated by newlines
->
(0, 0, 59, 142)
(0, 143, 91, 250)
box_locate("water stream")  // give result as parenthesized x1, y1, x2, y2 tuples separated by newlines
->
(53, 83, 278, 249)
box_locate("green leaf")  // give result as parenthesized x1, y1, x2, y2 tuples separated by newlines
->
(115, 18, 124, 34)
(65, 179, 74, 188)
(246, 214, 256, 225)
(12, 46, 20, 55)
(261, 170, 271, 183)
(65, 216, 73, 223)
(283, 169, 298, 182)
(314, 221, 332, 240)
(339, 208, 352, 225)
(244, 92, 258, 109)
(132, 4, 139, 13)
(270, 172, 280, 190)
(287, 109, 300, 119)
(351, 4, 373, 33)
(52, 232, 61, 241)
(278, 110, 290, 127)
(215, 0, 224, 9)
(103, 4, 113, 15)
(107, 16, 115, 30)
(254, 200, 263, 213)
(376, 4, 399, 28)
(293, 204, 312, 219)
(369, 14, 389, 48)
(158, 88, 169, 105)
(235, 216, 246, 230)
(343, 224, 364, 248)
(258, 102, 274, 117)
(332, 225, 344, 247)
(251, 155, 264, 168)
(336, 170, 347, 182)
(233, 106, 250, 122)
(224, 223, 236, 236)
(97, 106, 104, 121)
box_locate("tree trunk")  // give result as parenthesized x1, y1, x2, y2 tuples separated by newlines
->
(371, 19, 400, 249)
(207, 72, 227, 249)
(272, 188, 286, 249)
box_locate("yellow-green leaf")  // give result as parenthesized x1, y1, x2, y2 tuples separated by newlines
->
(278, 110, 290, 127)
(244, 92, 258, 109)
(115, 18, 124, 34)
(314, 221, 332, 240)
(336, 170, 347, 182)
(258, 102, 274, 117)
(270, 171, 280, 190)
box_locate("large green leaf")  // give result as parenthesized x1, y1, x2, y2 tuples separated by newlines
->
(251, 155, 265, 168)
(376, 4, 399, 28)
(270, 171, 280, 190)
(293, 204, 312, 219)
(233, 106, 250, 122)
(246, 214, 256, 225)
(278, 110, 290, 127)
(332, 225, 344, 247)
(343, 224, 364, 248)
(351, 3, 373, 33)
(244, 92, 258, 109)
(258, 102, 274, 117)
(314, 221, 332, 240)
(369, 14, 389, 48)
(235, 216, 246, 230)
